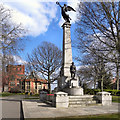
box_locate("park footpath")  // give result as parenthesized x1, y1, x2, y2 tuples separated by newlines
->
(1, 95, 25, 120)
(1, 95, 120, 119)
(22, 100, 120, 119)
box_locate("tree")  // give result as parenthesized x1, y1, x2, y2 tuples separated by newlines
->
(77, 65, 94, 88)
(27, 41, 62, 93)
(0, 5, 27, 91)
(77, 53, 113, 90)
(0, 5, 26, 52)
(75, 2, 120, 90)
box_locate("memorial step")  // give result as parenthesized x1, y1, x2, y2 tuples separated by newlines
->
(69, 100, 97, 104)
(69, 103, 102, 107)
(69, 95, 98, 107)
(69, 98, 95, 101)
(69, 95, 95, 99)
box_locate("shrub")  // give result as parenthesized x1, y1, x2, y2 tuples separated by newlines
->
(116, 91, 120, 96)
(84, 89, 120, 95)
(104, 89, 120, 96)
(32, 94, 39, 96)
(84, 89, 101, 95)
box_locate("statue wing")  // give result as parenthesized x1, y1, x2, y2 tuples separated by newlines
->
(66, 6, 76, 12)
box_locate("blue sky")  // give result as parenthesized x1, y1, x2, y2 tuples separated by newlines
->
(2, 0, 80, 65)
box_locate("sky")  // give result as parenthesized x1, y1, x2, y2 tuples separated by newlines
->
(2, 0, 80, 65)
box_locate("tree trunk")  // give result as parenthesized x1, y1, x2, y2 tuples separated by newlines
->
(2, 48, 6, 92)
(101, 76, 103, 92)
(48, 71, 51, 94)
(116, 65, 119, 90)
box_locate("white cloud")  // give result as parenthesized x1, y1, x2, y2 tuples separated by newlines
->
(1, 0, 80, 2)
(2, 0, 80, 36)
(13, 55, 27, 64)
(2, 0, 57, 37)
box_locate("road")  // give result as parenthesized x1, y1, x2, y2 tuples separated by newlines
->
(0, 95, 24, 120)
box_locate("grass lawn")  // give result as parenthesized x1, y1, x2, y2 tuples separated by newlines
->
(112, 96, 120, 103)
(25, 113, 120, 120)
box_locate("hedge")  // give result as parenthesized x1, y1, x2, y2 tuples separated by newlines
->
(84, 89, 120, 96)
(104, 89, 120, 96)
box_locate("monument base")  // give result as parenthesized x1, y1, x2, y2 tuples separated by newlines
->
(57, 76, 83, 96)
(63, 87, 83, 96)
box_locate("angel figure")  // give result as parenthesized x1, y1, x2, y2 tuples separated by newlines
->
(56, 1, 76, 23)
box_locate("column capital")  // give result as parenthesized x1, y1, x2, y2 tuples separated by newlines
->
(62, 22, 71, 28)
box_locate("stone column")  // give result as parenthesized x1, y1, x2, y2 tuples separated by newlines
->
(62, 22, 72, 81)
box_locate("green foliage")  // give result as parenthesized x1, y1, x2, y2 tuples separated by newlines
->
(84, 89, 120, 96)
(84, 89, 100, 95)
(32, 94, 39, 97)
(0, 92, 16, 97)
(17, 92, 25, 95)
(104, 89, 120, 96)
(83, 83, 88, 94)
(0, 92, 26, 97)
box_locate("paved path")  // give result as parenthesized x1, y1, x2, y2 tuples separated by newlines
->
(2, 100, 21, 119)
(0, 95, 26, 101)
(22, 100, 120, 118)
(0, 96, 25, 120)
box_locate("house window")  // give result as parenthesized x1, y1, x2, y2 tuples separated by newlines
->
(35, 82, 37, 89)
(10, 82, 15, 86)
(26, 81, 30, 85)
(10, 75, 15, 81)
(39, 82, 41, 85)
(38, 85, 42, 90)
(26, 81, 30, 90)
(17, 83, 19, 86)
(27, 86, 30, 90)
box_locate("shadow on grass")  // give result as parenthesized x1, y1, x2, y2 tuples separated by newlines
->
(25, 113, 120, 120)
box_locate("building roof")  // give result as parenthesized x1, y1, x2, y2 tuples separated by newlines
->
(25, 79, 47, 83)
(25, 71, 47, 83)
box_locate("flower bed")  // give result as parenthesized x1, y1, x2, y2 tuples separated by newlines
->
(47, 94, 54, 96)
(47, 94, 54, 101)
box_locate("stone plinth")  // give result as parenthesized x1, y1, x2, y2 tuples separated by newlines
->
(63, 87, 83, 96)
(69, 78, 79, 88)
(96, 92, 112, 106)
(53, 91, 69, 108)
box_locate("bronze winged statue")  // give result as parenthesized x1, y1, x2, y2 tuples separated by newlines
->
(56, 1, 76, 23)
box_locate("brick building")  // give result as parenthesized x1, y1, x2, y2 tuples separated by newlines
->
(6, 65, 48, 93)
(6, 64, 25, 92)
(24, 71, 48, 94)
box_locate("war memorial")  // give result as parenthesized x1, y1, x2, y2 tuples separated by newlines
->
(1, 2, 120, 119)
(39, 2, 112, 108)
(21, 2, 119, 119)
